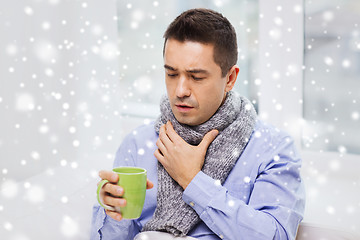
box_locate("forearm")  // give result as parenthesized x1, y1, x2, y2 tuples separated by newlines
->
(182, 172, 300, 240)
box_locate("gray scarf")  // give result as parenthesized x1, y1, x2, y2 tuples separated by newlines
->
(142, 91, 257, 236)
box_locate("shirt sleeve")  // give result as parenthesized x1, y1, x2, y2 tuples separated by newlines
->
(182, 136, 305, 240)
(90, 204, 139, 240)
(90, 133, 141, 240)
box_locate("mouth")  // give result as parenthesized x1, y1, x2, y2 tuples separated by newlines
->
(175, 104, 194, 113)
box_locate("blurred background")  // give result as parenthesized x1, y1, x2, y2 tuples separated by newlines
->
(0, 0, 359, 239)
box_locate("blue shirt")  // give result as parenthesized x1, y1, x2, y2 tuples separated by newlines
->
(91, 120, 305, 240)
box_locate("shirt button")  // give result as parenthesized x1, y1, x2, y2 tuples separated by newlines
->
(189, 202, 195, 207)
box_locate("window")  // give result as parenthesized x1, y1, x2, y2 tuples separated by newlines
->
(258, 0, 360, 155)
(258, 1, 360, 234)
(303, 0, 360, 154)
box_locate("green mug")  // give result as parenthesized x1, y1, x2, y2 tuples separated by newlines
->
(97, 166, 147, 219)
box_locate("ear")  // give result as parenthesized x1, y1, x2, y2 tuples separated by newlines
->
(225, 65, 239, 92)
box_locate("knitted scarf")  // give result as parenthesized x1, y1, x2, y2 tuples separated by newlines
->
(142, 91, 257, 236)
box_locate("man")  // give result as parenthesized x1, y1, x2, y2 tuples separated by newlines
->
(91, 8, 305, 240)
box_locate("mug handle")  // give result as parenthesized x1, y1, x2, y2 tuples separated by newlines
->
(97, 179, 116, 211)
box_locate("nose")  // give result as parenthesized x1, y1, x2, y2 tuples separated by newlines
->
(175, 76, 191, 99)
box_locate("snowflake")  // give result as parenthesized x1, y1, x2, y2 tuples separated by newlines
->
(49, 0, 60, 5)
(293, 5, 302, 13)
(254, 131, 262, 138)
(6, 43, 18, 56)
(73, 140, 80, 147)
(93, 136, 102, 147)
(1, 180, 18, 198)
(91, 24, 103, 36)
(214, 179, 221, 186)
(272, 71, 280, 79)
(324, 56, 334, 66)
(329, 159, 340, 171)
(269, 28, 282, 41)
(338, 145, 347, 154)
(100, 41, 118, 60)
(39, 124, 49, 134)
(275, 103, 282, 111)
(31, 151, 40, 160)
(346, 205, 355, 214)
(317, 175, 327, 185)
(351, 111, 359, 120)
(41, 21, 51, 30)
(60, 216, 79, 237)
(214, 0, 227, 8)
(62, 102, 70, 110)
(326, 206, 335, 215)
(274, 17, 283, 26)
(24, 6, 34, 16)
(146, 140, 154, 148)
(4, 222, 13, 231)
(61, 196, 69, 204)
(15, 93, 35, 112)
(232, 149, 240, 157)
(245, 104, 252, 111)
(26, 185, 45, 203)
(138, 148, 145, 155)
(51, 92, 62, 100)
(69, 126, 76, 134)
(342, 59, 351, 68)
(322, 11, 334, 22)
(130, 21, 139, 29)
(84, 121, 91, 127)
(228, 200, 235, 207)
(144, 119, 151, 125)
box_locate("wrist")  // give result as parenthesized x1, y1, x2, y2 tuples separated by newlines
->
(180, 170, 200, 190)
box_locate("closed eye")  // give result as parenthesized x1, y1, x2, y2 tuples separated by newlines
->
(192, 76, 204, 81)
(167, 73, 178, 77)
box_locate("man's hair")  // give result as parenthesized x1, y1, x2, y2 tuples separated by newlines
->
(163, 8, 238, 77)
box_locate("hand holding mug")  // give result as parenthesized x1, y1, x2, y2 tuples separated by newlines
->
(97, 167, 153, 221)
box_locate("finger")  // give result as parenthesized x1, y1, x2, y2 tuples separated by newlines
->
(146, 179, 154, 189)
(105, 209, 123, 221)
(154, 149, 166, 165)
(165, 121, 183, 143)
(156, 138, 167, 156)
(199, 129, 219, 150)
(102, 182, 124, 197)
(103, 194, 127, 207)
(99, 170, 119, 183)
(159, 124, 172, 146)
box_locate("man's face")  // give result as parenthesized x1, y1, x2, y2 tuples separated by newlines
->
(164, 39, 232, 126)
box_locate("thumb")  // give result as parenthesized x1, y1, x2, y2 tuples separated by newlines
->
(199, 129, 219, 150)
(146, 179, 154, 189)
